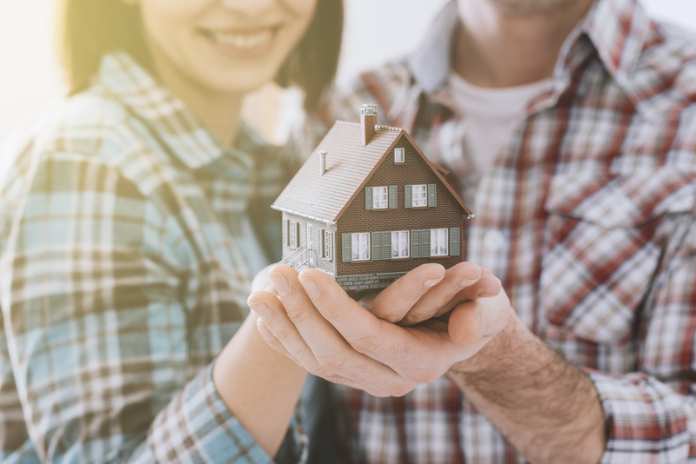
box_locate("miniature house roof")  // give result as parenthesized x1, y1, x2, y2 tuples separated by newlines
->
(272, 120, 472, 224)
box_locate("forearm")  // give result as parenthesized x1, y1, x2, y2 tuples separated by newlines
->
(214, 313, 307, 456)
(449, 316, 605, 464)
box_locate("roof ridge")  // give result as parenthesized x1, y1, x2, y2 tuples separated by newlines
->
(333, 120, 402, 133)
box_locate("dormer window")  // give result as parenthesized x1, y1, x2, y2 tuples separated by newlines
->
(394, 147, 405, 164)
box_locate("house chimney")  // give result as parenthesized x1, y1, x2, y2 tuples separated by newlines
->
(319, 151, 328, 175)
(360, 104, 378, 146)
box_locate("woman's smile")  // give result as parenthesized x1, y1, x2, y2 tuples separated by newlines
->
(197, 24, 281, 58)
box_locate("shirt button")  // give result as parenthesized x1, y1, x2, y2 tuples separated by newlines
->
(484, 230, 505, 252)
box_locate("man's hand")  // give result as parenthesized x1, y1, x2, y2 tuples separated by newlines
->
(246, 263, 511, 396)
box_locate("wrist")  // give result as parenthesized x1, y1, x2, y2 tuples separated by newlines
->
(214, 314, 306, 403)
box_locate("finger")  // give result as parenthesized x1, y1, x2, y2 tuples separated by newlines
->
(369, 263, 446, 322)
(448, 290, 512, 345)
(435, 270, 501, 317)
(447, 301, 480, 345)
(269, 265, 409, 391)
(418, 269, 503, 317)
(251, 263, 278, 293)
(298, 268, 451, 371)
(401, 262, 483, 325)
(269, 264, 346, 356)
(256, 317, 296, 360)
(247, 290, 320, 372)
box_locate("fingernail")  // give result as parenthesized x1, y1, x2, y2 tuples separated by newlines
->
(271, 273, 290, 297)
(424, 278, 440, 288)
(301, 276, 320, 299)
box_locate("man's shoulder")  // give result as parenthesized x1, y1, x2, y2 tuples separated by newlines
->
(633, 20, 696, 115)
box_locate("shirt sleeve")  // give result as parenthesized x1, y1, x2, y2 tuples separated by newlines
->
(587, 215, 696, 462)
(0, 152, 275, 463)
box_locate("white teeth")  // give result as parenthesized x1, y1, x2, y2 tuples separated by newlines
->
(211, 29, 273, 49)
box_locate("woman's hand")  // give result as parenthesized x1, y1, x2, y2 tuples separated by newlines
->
(247, 263, 510, 397)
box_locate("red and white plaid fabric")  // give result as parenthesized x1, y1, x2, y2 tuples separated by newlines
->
(302, 0, 696, 461)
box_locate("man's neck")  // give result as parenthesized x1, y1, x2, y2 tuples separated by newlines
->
(454, 0, 594, 88)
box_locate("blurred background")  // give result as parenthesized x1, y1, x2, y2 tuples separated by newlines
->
(1, 0, 695, 147)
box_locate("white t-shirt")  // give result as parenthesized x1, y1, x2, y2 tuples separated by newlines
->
(447, 73, 553, 176)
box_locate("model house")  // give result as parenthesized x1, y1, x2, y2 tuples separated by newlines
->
(272, 104, 474, 293)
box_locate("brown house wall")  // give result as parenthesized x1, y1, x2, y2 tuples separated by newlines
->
(336, 135, 466, 275)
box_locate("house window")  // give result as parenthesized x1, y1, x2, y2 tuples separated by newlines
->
(430, 228, 449, 257)
(288, 220, 300, 249)
(412, 184, 428, 207)
(321, 230, 333, 260)
(351, 232, 370, 261)
(391, 231, 409, 258)
(394, 147, 405, 164)
(372, 186, 388, 209)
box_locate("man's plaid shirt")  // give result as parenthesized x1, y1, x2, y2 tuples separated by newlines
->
(300, 0, 696, 462)
(0, 53, 292, 462)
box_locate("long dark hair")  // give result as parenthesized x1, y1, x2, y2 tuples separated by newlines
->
(57, 0, 343, 110)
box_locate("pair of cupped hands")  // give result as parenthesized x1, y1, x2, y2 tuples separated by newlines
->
(248, 261, 514, 397)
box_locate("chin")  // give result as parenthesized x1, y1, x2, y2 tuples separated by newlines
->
(202, 68, 278, 96)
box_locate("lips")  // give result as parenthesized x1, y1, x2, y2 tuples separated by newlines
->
(199, 25, 280, 57)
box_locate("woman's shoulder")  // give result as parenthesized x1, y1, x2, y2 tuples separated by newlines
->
(2, 85, 176, 201)
(25, 87, 135, 164)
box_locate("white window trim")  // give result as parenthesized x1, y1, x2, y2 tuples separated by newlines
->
(372, 186, 389, 209)
(394, 147, 405, 164)
(391, 230, 409, 259)
(288, 221, 298, 249)
(351, 232, 370, 261)
(412, 184, 428, 208)
(321, 230, 333, 261)
(430, 228, 449, 257)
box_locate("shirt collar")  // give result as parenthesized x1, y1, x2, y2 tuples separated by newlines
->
(406, 0, 459, 94)
(407, 0, 652, 95)
(98, 52, 230, 169)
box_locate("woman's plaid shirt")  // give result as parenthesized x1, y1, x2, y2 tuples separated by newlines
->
(300, 0, 696, 462)
(0, 53, 292, 462)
